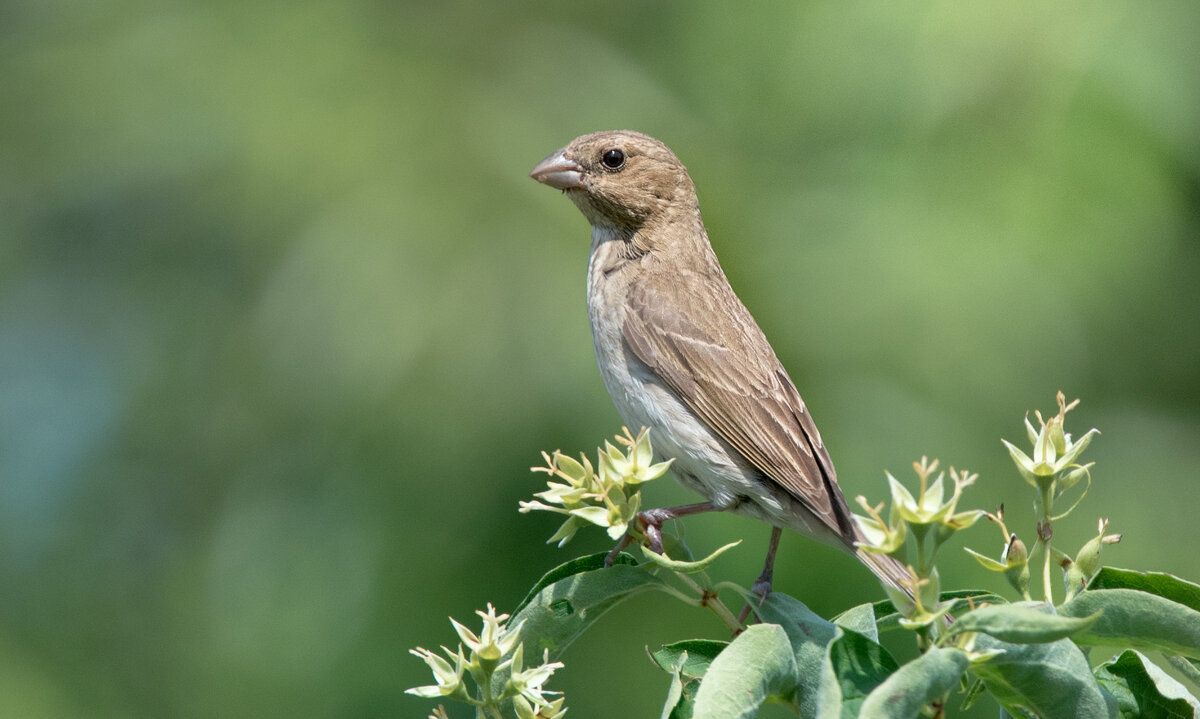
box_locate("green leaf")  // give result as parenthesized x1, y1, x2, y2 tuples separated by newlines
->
(554, 453, 590, 483)
(1089, 568, 1200, 613)
(755, 593, 841, 718)
(858, 647, 969, 718)
(757, 594, 898, 718)
(493, 554, 673, 704)
(1095, 650, 1199, 719)
(970, 634, 1115, 718)
(833, 603, 880, 643)
(660, 658, 688, 719)
(964, 547, 1011, 572)
(1033, 421, 1056, 467)
(508, 555, 669, 658)
(652, 641, 728, 719)
(544, 514, 587, 547)
(1058, 427, 1100, 468)
(959, 678, 987, 711)
(872, 589, 1008, 631)
(568, 505, 611, 527)
(1060, 588, 1200, 659)
(828, 628, 899, 718)
(1001, 439, 1038, 485)
(512, 551, 638, 616)
(651, 640, 727, 680)
(946, 601, 1100, 644)
(639, 540, 741, 574)
(691, 624, 798, 719)
(658, 649, 695, 719)
(1165, 655, 1200, 689)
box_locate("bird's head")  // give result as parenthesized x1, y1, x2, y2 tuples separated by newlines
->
(530, 130, 697, 233)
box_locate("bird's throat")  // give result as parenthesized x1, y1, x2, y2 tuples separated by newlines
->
(588, 226, 642, 275)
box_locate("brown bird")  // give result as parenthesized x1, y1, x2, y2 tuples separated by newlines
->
(530, 130, 910, 605)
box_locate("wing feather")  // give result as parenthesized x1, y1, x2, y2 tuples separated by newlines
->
(621, 273, 855, 539)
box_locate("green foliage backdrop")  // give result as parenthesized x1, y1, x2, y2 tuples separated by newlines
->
(1, 2, 1197, 717)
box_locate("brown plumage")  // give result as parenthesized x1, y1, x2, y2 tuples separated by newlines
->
(531, 130, 908, 594)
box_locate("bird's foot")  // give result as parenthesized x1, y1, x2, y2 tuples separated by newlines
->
(736, 565, 775, 626)
(603, 503, 720, 567)
(603, 534, 635, 567)
(636, 507, 675, 554)
(603, 509, 667, 567)
(736, 526, 783, 627)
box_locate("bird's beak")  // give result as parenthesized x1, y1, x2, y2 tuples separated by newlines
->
(530, 150, 585, 190)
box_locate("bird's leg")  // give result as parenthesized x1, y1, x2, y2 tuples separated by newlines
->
(737, 526, 783, 625)
(603, 501, 720, 566)
(603, 534, 636, 566)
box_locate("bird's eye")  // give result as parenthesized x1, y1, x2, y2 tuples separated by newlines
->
(601, 148, 625, 170)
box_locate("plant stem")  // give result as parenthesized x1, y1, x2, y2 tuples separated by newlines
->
(913, 530, 929, 576)
(1037, 481, 1055, 604)
(706, 594, 742, 632)
(674, 573, 741, 632)
(1042, 542, 1053, 604)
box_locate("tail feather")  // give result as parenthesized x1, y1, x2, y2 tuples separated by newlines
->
(855, 548, 913, 597)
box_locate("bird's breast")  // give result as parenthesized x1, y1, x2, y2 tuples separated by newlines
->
(585, 229, 770, 514)
(586, 231, 647, 429)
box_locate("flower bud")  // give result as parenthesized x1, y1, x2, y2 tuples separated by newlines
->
(1002, 535, 1030, 597)
(1074, 518, 1121, 585)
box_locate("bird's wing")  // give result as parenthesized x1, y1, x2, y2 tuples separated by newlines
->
(621, 271, 856, 540)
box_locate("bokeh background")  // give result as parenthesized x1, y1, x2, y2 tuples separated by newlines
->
(2, 2, 1198, 717)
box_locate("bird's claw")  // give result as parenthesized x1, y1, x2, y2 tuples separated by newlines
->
(750, 576, 773, 600)
(639, 512, 665, 555)
(736, 565, 775, 626)
(603, 534, 633, 567)
(604, 510, 668, 567)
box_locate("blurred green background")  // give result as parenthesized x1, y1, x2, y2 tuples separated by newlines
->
(2, 1, 1198, 717)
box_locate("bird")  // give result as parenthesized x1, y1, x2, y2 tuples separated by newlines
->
(529, 130, 910, 606)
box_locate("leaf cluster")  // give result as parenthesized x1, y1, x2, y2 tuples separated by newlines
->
(508, 555, 1200, 718)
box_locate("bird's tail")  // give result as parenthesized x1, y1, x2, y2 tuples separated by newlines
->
(856, 546, 959, 628)
(854, 548, 913, 598)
